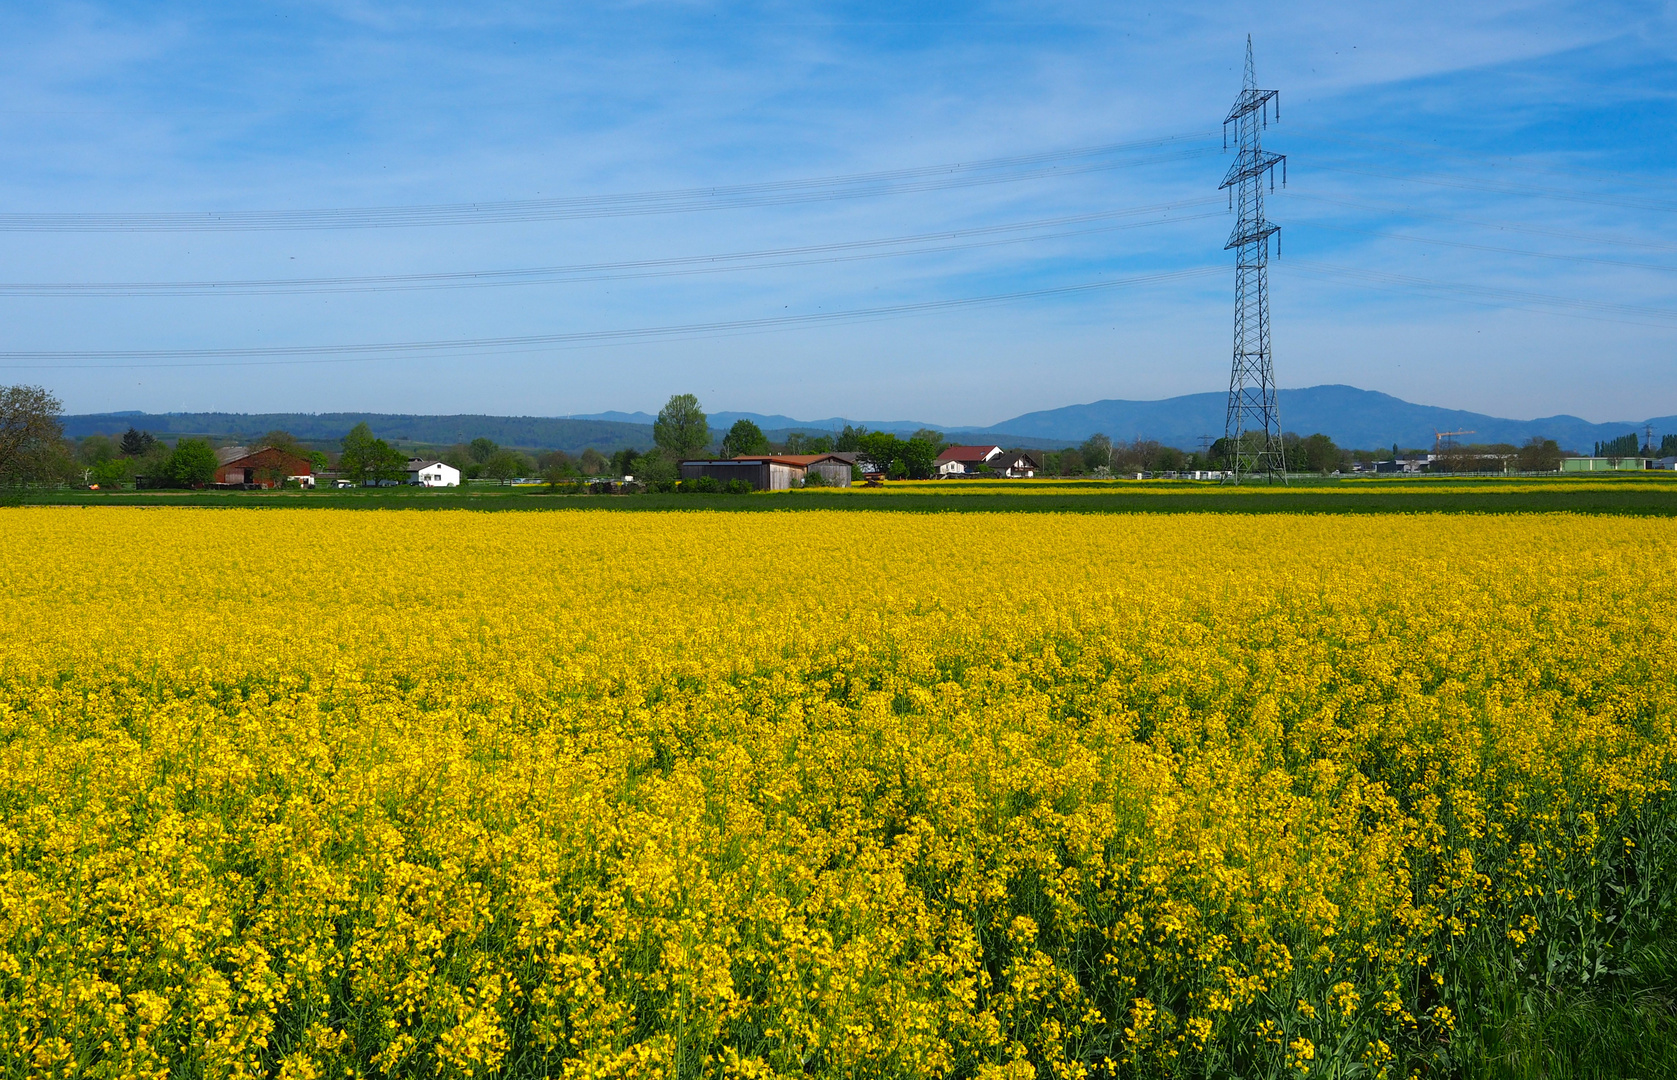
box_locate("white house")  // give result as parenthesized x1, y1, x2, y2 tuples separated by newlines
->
(935, 445, 1039, 478)
(406, 459, 461, 487)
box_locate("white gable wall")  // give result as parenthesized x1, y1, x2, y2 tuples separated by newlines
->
(409, 462, 461, 487)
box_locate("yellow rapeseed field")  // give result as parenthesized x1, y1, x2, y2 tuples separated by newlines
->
(1, 507, 1672, 1078)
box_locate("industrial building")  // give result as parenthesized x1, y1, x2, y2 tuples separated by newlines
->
(1561, 457, 1654, 472)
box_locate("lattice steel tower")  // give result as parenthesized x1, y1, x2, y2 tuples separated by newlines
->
(1220, 36, 1286, 482)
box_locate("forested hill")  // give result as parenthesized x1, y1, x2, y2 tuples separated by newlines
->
(61, 412, 656, 454)
(61, 410, 1056, 452)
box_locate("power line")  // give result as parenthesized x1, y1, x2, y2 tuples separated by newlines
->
(0, 132, 1218, 233)
(1306, 162, 1677, 215)
(1289, 124, 1677, 192)
(1288, 219, 1677, 275)
(0, 266, 1221, 369)
(0, 199, 1225, 297)
(1285, 260, 1677, 327)
(1280, 192, 1677, 253)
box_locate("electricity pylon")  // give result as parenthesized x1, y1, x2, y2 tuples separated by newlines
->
(1220, 36, 1286, 483)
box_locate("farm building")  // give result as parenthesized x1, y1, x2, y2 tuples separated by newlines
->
(214, 447, 314, 488)
(406, 459, 461, 487)
(679, 454, 852, 491)
(772, 453, 853, 486)
(935, 445, 1039, 478)
(680, 456, 802, 491)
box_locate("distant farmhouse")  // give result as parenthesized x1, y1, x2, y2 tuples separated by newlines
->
(214, 447, 315, 489)
(935, 445, 1040, 478)
(679, 453, 853, 491)
(406, 459, 461, 487)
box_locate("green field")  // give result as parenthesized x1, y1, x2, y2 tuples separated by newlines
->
(10, 474, 1677, 514)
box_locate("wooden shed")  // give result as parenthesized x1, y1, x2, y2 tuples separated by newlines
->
(770, 453, 853, 487)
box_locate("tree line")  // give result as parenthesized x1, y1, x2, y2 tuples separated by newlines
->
(0, 383, 1635, 490)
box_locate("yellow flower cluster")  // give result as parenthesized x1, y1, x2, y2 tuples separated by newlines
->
(0, 507, 1672, 1078)
(821, 476, 1675, 496)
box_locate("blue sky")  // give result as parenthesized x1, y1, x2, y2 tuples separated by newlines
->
(2, 1, 1674, 425)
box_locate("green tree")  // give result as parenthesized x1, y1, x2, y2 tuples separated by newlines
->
(911, 428, 947, 453)
(89, 457, 133, 487)
(339, 423, 407, 484)
(0, 384, 67, 487)
(469, 437, 499, 464)
(78, 434, 119, 465)
(1298, 433, 1340, 474)
(543, 456, 580, 489)
(634, 450, 678, 491)
(835, 425, 867, 453)
(721, 419, 768, 458)
(579, 448, 608, 475)
(1080, 433, 1113, 471)
(784, 431, 835, 454)
(610, 448, 639, 477)
(483, 449, 531, 480)
(857, 431, 904, 475)
(1595, 433, 1639, 457)
(901, 437, 940, 479)
(654, 394, 709, 460)
(164, 438, 218, 488)
(537, 450, 576, 477)
(1057, 448, 1085, 476)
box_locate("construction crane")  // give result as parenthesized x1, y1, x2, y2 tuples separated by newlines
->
(1434, 429, 1475, 454)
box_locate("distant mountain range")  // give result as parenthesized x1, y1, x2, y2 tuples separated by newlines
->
(576, 387, 1674, 452)
(63, 386, 1676, 455)
(970, 385, 1676, 452)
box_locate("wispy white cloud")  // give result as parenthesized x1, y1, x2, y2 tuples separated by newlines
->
(0, 0, 1671, 424)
